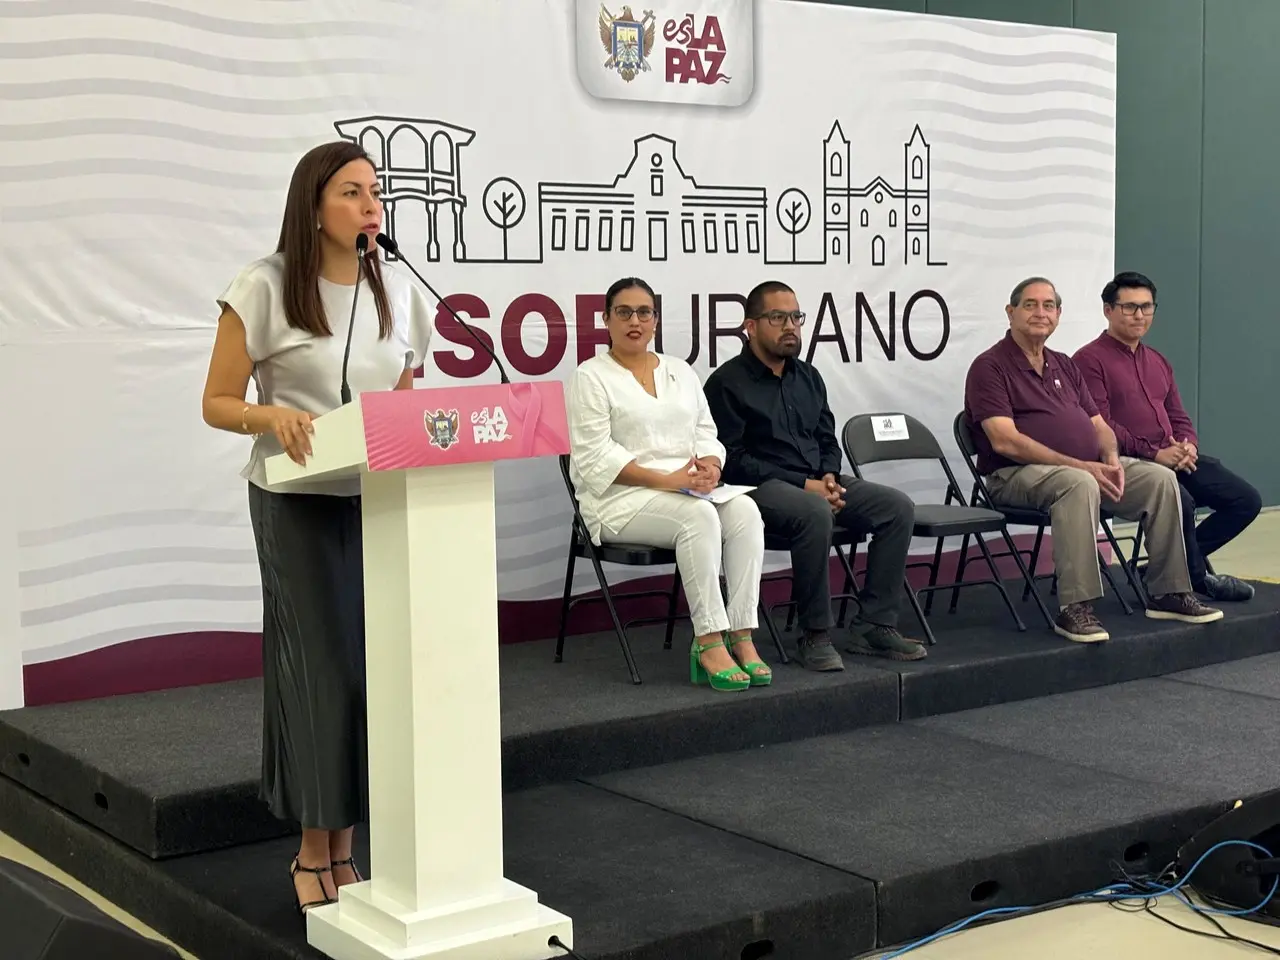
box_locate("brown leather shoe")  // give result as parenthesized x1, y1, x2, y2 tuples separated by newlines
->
(1146, 593, 1224, 624)
(1054, 603, 1109, 643)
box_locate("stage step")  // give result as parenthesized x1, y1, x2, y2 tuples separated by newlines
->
(2, 581, 1279, 860)
(9, 660, 1280, 960)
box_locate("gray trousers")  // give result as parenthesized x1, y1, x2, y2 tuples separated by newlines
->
(987, 457, 1190, 607)
(749, 476, 914, 632)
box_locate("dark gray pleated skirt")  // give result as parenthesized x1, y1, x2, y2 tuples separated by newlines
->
(247, 482, 368, 830)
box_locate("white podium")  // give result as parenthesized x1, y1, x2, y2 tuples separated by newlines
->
(264, 382, 573, 960)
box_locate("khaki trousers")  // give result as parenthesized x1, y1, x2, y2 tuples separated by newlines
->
(987, 457, 1190, 607)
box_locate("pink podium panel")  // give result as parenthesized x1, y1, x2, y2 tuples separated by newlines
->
(361, 381, 569, 472)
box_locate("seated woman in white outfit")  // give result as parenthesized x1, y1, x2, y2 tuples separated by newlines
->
(567, 277, 769, 691)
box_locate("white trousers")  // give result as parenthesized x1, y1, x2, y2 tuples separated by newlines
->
(604, 492, 765, 637)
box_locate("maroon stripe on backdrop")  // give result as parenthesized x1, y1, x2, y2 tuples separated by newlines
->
(23, 631, 264, 708)
(22, 534, 1070, 707)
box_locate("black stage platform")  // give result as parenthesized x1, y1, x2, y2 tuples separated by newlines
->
(3, 581, 1280, 959)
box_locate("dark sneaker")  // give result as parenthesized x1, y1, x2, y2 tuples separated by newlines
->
(1147, 593, 1224, 624)
(1200, 572, 1255, 602)
(1054, 603, 1109, 643)
(846, 624, 927, 661)
(795, 633, 844, 672)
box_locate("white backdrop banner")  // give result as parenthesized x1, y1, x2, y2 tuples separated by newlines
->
(0, 0, 1116, 704)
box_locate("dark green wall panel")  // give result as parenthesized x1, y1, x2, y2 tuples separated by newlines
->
(924, 0, 1072, 26)
(819, 0, 1277, 504)
(1200, 0, 1280, 501)
(1075, 0, 1204, 418)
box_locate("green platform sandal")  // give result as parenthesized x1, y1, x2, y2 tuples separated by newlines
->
(727, 633, 772, 686)
(690, 637, 750, 692)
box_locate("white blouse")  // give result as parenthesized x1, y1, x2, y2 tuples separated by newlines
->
(567, 352, 726, 543)
(217, 252, 435, 497)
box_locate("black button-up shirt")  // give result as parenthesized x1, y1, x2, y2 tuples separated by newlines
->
(703, 343, 843, 487)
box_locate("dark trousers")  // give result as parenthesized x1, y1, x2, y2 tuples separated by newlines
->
(749, 475, 914, 632)
(248, 484, 368, 829)
(1175, 455, 1262, 588)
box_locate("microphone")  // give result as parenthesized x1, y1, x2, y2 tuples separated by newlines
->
(339, 232, 370, 405)
(374, 232, 511, 384)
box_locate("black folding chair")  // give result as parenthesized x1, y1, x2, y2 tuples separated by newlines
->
(554, 455, 787, 683)
(554, 456, 679, 684)
(760, 527, 865, 643)
(842, 413, 1050, 644)
(951, 413, 1149, 615)
(1114, 505, 1215, 582)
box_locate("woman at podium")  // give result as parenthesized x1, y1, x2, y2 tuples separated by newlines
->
(199, 141, 434, 914)
(567, 277, 771, 691)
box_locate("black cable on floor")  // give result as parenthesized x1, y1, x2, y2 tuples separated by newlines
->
(864, 840, 1279, 958)
(549, 934, 591, 960)
(1113, 891, 1280, 956)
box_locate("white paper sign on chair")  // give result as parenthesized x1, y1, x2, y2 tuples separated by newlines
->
(872, 415, 910, 443)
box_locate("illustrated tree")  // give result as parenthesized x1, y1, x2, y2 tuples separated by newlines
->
(482, 177, 527, 261)
(776, 188, 811, 262)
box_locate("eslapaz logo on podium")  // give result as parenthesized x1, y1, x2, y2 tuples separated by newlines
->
(425, 406, 509, 448)
(362, 383, 570, 472)
(471, 406, 511, 444)
(576, 0, 754, 107)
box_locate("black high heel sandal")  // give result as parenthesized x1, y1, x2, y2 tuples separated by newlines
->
(331, 856, 364, 884)
(290, 858, 336, 914)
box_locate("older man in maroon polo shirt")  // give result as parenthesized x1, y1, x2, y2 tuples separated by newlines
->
(963, 277, 1223, 643)
(1073, 272, 1259, 603)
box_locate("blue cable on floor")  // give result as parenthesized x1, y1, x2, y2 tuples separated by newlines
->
(874, 839, 1278, 958)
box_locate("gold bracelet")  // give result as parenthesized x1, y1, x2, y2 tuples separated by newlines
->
(241, 404, 252, 435)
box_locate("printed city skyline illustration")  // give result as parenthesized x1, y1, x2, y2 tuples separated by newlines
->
(333, 115, 946, 269)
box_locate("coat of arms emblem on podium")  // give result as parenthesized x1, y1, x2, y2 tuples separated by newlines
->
(425, 409, 461, 450)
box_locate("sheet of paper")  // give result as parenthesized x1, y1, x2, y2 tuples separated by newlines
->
(679, 484, 756, 504)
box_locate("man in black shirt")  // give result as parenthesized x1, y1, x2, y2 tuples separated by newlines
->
(704, 281, 924, 669)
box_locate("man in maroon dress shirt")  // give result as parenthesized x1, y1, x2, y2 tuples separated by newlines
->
(1073, 272, 1259, 602)
(964, 277, 1223, 643)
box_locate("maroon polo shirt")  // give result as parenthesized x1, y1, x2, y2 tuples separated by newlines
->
(964, 331, 1101, 475)
(1072, 332, 1198, 460)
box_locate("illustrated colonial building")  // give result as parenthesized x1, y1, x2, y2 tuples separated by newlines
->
(334, 116, 477, 262)
(334, 114, 939, 269)
(538, 134, 767, 262)
(823, 122, 932, 267)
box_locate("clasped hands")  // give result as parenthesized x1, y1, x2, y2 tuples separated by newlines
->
(665, 457, 721, 493)
(1154, 439, 1198, 474)
(1081, 439, 1196, 504)
(804, 473, 846, 511)
(1080, 457, 1126, 502)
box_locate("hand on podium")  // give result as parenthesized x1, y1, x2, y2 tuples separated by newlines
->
(264, 407, 315, 465)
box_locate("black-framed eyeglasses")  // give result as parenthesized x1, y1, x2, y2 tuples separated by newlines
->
(611, 306, 657, 322)
(1112, 301, 1157, 317)
(752, 310, 806, 328)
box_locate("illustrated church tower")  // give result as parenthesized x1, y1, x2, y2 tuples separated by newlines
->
(904, 125, 930, 264)
(823, 120, 853, 265)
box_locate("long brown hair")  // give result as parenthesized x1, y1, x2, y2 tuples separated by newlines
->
(275, 140, 394, 338)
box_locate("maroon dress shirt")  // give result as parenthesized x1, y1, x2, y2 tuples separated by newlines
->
(1072, 332, 1198, 460)
(964, 331, 1101, 476)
